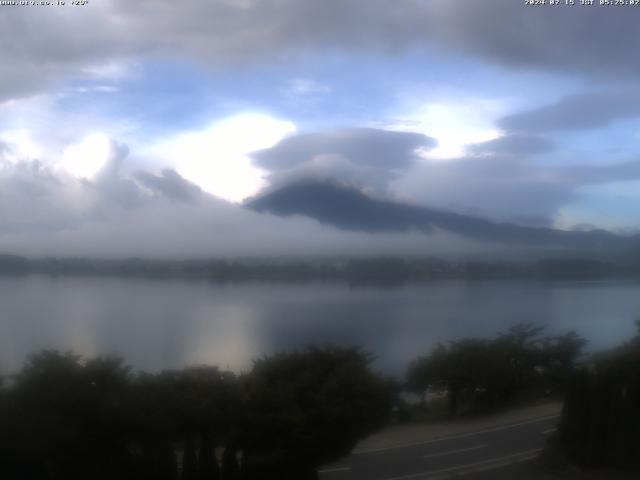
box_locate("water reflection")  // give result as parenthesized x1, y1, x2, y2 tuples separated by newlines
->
(1, 275, 639, 376)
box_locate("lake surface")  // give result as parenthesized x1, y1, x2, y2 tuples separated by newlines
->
(1, 275, 639, 376)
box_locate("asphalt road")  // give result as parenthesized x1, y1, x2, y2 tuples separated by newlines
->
(318, 414, 559, 480)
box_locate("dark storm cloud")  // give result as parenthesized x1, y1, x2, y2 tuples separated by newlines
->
(468, 134, 556, 156)
(499, 91, 640, 133)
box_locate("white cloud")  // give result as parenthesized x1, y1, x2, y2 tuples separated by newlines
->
(81, 61, 139, 82)
(0, 146, 483, 259)
(75, 85, 121, 94)
(0, 110, 296, 202)
(144, 113, 296, 202)
(0, 93, 138, 173)
(0, 129, 43, 163)
(387, 101, 501, 160)
(60, 133, 114, 179)
(289, 78, 332, 96)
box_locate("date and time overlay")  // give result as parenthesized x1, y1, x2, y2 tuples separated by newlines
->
(526, 0, 640, 5)
(0, 1, 88, 6)
(2, 1, 640, 8)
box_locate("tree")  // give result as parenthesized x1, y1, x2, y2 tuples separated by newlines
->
(130, 366, 238, 479)
(408, 339, 506, 415)
(2, 346, 391, 479)
(540, 331, 587, 393)
(406, 325, 586, 416)
(221, 446, 241, 480)
(241, 346, 393, 478)
(558, 326, 640, 469)
(8, 351, 133, 480)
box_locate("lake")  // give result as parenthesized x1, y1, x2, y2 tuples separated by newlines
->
(1, 275, 639, 376)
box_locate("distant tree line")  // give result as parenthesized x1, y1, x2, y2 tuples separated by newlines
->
(0, 347, 392, 480)
(1, 254, 640, 282)
(406, 324, 587, 416)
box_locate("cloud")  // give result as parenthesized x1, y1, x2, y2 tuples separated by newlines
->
(499, 91, 640, 133)
(0, 3, 133, 103)
(0, 136, 485, 259)
(288, 79, 332, 96)
(251, 126, 640, 228)
(4, 0, 640, 107)
(426, 1, 640, 79)
(393, 154, 640, 227)
(135, 169, 204, 204)
(0, 160, 86, 234)
(252, 128, 435, 192)
(0, 141, 11, 156)
(4, 1, 640, 239)
(0, 0, 431, 103)
(468, 134, 556, 156)
(60, 133, 119, 179)
(74, 85, 121, 94)
(567, 160, 640, 185)
(385, 100, 504, 160)
(0, 129, 635, 258)
(254, 128, 433, 170)
(107, 0, 431, 59)
(143, 113, 296, 202)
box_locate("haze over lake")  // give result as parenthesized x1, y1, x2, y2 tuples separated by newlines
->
(2, 275, 638, 376)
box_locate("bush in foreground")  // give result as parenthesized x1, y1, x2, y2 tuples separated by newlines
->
(0, 346, 392, 480)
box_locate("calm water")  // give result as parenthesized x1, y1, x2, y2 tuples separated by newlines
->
(1, 275, 639, 376)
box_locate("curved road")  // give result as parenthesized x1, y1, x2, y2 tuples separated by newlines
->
(318, 414, 559, 480)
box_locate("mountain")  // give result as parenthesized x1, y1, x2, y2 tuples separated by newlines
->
(245, 180, 634, 251)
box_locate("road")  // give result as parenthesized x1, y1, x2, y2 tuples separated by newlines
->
(318, 414, 559, 480)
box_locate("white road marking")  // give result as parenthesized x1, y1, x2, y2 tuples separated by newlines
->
(382, 448, 542, 480)
(542, 428, 557, 435)
(317, 466, 352, 474)
(354, 414, 559, 455)
(423, 444, 488, 460)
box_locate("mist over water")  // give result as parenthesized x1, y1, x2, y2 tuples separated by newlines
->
(2, 275, 639, 377)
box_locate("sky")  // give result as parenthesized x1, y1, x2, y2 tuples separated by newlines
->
(2, 0, 640, 257)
